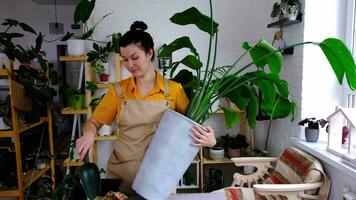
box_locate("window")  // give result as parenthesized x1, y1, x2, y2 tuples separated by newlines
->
(327, 0, 356, 165)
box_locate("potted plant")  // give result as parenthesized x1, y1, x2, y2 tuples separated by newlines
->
(133, 1, 356, 199)
(270, 0, 300, 20)
(87, 42, 112, 82)
(208, 138, 224, 160)
(298, 117, 328, 142)
(60, 0, 110, 56)
(64, 86, 85, 110)
(280, 4, 299, 20)
(228, 134, 249, 158)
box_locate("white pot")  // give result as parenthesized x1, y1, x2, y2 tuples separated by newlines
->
(209, 148, 224, 160)
(0, 117, 10, 130)
(98, 125, 112, 136)
(132, 109, 200, 200)
(288, 14, 297, 21)
(67, 39, 86, 56)
(211, 99, 220, 112)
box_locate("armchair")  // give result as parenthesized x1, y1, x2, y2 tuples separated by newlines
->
(225, 147, 331, 200)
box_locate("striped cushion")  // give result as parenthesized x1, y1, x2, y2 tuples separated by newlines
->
(224, 187, 255, 200)
(266, 147, 323, 185)
(225, 147, 324, 200)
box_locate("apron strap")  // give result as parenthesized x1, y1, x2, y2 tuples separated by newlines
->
(163, 78, 170, 107)
(113, 83, 125, 101)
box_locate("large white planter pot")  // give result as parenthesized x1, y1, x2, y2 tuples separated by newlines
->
(67, 39, 86, 56)
(132, 109, 200, 200)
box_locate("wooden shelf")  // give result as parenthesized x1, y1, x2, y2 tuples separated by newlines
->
(0, 117, 48, 137)
(19, 117, 48, 133)
(202, 157, 233, 164)
(96, 82, 112, 89)
(267, 18, 302, 28)
(59, 56, 87, 62)
(0, 189, 20, 197)
(95, 135, 118, 141)
(61, 107, 87, 115)
(0, 130, 14, 138)
(177, 184, 199, 189)
(0, 68, 9, 76)
(23, 165, 50, 189)
(63, 157, 83, 167)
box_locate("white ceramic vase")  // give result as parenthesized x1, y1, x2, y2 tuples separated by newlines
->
(67, 39, 86, 56)
(132, 109, 200, 200)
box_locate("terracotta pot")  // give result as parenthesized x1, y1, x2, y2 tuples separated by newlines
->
(228, 148, 240, 158)
(99, 74, 109, 82)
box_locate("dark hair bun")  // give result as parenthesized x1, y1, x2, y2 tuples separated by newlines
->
(130, 21, 148, 32)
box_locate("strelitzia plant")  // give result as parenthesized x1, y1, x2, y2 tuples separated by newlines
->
(159, 0, 356, 129)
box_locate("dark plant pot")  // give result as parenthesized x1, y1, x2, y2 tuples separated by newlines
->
(305, 127, 319, 142)
(99, 74, 109, 82)
(24, 103, 41, 123)
(228, 148, 240, 158)
(70, 94, 85, 110)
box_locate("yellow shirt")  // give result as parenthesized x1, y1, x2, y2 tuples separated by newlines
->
(92, 71, 189, 125)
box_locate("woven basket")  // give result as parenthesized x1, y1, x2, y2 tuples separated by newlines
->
(11, 80, 32, 111)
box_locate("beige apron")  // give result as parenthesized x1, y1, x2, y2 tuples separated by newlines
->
(107, 78, 170, 192)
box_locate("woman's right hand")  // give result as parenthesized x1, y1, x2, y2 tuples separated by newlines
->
(76, 132, 95, 160)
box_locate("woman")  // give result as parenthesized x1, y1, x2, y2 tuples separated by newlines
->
(76, 21, 216, 196)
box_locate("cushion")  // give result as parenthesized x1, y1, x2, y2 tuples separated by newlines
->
(224, 187, 255, 200)
(266, 147, 323, 185)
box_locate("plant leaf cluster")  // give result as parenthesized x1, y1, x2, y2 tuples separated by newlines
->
(298, 117, 328, 129)
(87, 42, 113, 63)
(160, 0, 356, 130)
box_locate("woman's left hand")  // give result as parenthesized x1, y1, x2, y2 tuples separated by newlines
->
(190, 125, 216, 147)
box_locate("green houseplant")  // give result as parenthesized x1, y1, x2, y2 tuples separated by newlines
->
(64, 86, 85, 110)
(227, 134, 249, 158)
(60, 0, 111, 56)
(133, 1, 356, 199)
(87, 41, 113, 82)
(159, 0, 356, 130)
(298, 117, 328, 142)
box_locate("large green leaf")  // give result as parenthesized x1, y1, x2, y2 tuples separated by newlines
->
(159, 36, 199, 57)
(18, 22, 36, 34)
(246, 89, 259, 128)
(74, 0, 96, 24)
(225, 84, 250, 110)
(319, 38, 356, 90)
(34, 33, 43, 52)
(263, 73, 289, 97)
(245, 40, 283, 74)
(180, 55, 203, 70)
(253, 78, 276, 112)
(170, 7, 219, 36)
(270, 96, 295, 120)
(172, 69, 195, 98)
(2, 19, 18, 27)
(1, 32, 24, 39)
(221, 106, 240, 129)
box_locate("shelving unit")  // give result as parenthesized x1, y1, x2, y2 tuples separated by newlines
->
(59, 54, 122, 168)
(0, 61, 55, 200)
(198, 110, 249, 191)
(177, 156, 200, 189)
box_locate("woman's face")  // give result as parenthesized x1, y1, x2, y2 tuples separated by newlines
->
(120, 43, 153, 78)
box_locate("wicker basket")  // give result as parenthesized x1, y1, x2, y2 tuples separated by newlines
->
(11, 80, 32, 111)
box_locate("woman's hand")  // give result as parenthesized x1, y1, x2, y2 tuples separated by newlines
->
(190, 125, 216, 147)
(76, 132, 95, 160)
